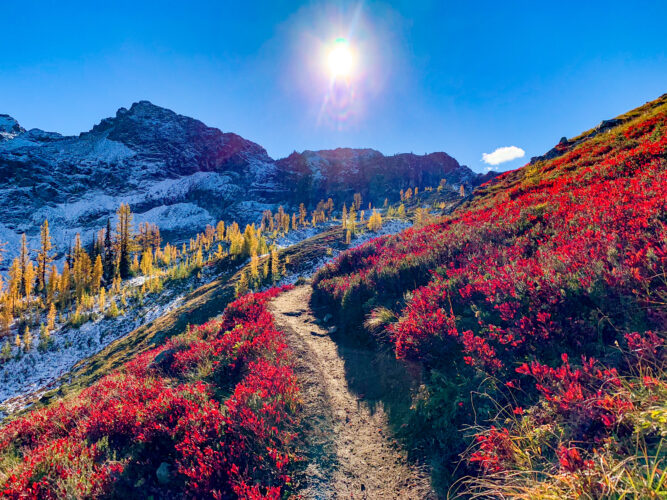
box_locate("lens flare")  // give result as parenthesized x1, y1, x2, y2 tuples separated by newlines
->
(328, 38, 354, 78)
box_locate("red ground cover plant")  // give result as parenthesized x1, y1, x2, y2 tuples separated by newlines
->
(0, 286, 298, 499)
(312, 95, 667, 493)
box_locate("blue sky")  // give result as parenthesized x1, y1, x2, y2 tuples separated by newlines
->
(2, 1, 666, 172)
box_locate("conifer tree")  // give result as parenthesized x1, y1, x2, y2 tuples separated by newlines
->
(326, 198, 334, 218)
(216, 220, 225, 241)
(8, 258, 22, 313)
(243, 224, 259, 257)
(1, 340, 11, 361)
(103, 218, 114, 280)
(46, 265, 59, 305)
(271, 247, 280, 283)
(39, 322, 50, 349)
(250, 252, 260, 284)
(299, 203, 307, 227)
(140, 250, 153, 276)
(24, 261, 35, 302)
(22, 326, 32, 351)
(88, 254, 101, 294)
(345, 229, 351, 245)
(235, 271, 249, 297)
(460, 184, 465, 197)
(348, 205, 357, 234)
(397, 203, 406, 219)
(131, 254, 140, 274)
(72, 236, 92, 301)
(106, 298, 120, 318)
(0, 307, 11, 336)
(368, 210, 383, 231)
(37, 220, 53, 293)
(194, 246, 203, 268)
(116, 203, 133, 279)
(59, 262, 71, 308)
(342, 203, 348, 229)
(18, 234, 29, 295)
(47, 302, 56, 332)
(353, 192, 362, 210)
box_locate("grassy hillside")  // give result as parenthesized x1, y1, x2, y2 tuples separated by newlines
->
(313, 94, 667, 497)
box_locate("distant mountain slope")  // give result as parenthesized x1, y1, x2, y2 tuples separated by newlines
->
(0, 101, 491, 266)
(276, 148, 490, 206)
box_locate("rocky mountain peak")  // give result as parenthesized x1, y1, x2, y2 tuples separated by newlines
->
(0, 114, 25, 140)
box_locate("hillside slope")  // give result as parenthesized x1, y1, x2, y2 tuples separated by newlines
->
(313, 93, 667, 496)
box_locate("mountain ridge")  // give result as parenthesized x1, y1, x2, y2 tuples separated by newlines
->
(0, 101, 494, 266)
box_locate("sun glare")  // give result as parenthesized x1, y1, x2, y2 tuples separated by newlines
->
(328, 38, 354, 78)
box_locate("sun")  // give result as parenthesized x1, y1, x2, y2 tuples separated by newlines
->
(328, 38, 354, 78)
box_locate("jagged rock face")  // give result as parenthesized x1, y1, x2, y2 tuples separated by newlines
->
(0, 101, 493, 267)
(276, 148, 490, 207)
(0, 115, 26, 141)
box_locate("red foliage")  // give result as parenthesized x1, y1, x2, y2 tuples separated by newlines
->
(312, 99, 667, 477)
(314, 107, 667, 373)
(0, 286, 298, 499)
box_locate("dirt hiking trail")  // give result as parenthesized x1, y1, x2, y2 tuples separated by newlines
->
(269, 285, 435, 499)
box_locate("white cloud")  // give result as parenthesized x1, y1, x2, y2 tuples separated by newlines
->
(482, 146, 525, 165)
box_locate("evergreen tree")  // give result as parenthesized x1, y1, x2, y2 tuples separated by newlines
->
(104, 218, 115, 280)
(37, 220, 53, 294)
(18, 234, 29, 296)
(116, 204, 133, 279)
(39, 322, 50, 350)
(0, 340, 11, 361)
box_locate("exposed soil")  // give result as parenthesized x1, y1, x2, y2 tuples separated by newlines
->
(269, 285, 435, 499)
